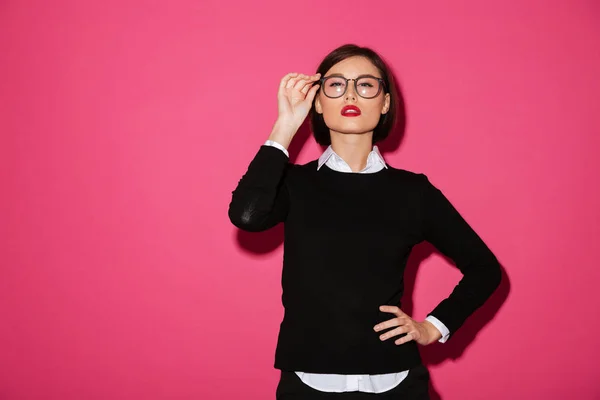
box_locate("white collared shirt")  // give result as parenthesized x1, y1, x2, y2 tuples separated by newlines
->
(315, 144, 388, 173)
(264, 140, 450, 393)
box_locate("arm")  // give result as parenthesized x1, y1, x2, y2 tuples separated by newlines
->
(420, 174, 502, 339)
(228, 72, 321, 232)
(228, 144, 291, 232)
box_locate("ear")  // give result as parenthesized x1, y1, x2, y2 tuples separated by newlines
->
(381, 93, 391, 114)
(315, 94, 323, 114)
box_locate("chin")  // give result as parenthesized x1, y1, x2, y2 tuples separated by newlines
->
(336, 129, 373, 136)
(328, 122, 378, 136)
(326, 115, 378, 130)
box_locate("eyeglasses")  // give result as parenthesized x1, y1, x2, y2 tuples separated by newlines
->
(318, 74, 386, 99)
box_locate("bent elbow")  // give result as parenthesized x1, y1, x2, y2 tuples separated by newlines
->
(228, 202, 265, 232)
(486, 260, 503, 294)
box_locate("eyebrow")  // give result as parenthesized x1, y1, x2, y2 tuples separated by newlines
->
(326, 73, 382, 79)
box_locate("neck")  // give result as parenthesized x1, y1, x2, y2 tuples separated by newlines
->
(329, 131, 374, 172)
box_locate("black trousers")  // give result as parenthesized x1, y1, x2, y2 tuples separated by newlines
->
(276, 365, 430, 400)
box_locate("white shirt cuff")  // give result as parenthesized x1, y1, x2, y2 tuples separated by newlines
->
(425, 315, 450, 343)
(264, 140, 289, 158)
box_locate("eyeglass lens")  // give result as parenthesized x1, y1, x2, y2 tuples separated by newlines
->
(322, 77, 381, 98)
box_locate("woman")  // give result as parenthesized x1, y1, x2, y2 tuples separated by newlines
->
(228, 44, 501, 399)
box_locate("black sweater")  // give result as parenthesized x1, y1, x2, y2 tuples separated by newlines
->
(228, 145, 501, 374)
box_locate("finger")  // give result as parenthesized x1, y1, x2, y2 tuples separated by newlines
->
(304, 83, 320, 102)
(300, 83, 311, 95)
(290, 73, 320, 93)
(378, 326, 411, 341)
(300, 77, 318, 94)
(279, 72, 299, 90)
(373, 317, 407, 332)
(379, 305, 406, 317)
(395, 331, 416, 346)
(301, 77, 321, 95)
(295, 74, 320, 93)
(287, 73, 309, 89)
(290, 76, 313, 93)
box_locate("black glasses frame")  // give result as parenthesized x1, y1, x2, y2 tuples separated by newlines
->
(318, 75, 386, 99)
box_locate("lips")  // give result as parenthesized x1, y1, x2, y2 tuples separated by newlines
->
(341, 105, 361, 117)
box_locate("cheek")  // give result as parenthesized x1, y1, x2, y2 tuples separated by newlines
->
(320, 103, 341, 122)
(319, 99, 337, 113)
(362, 104, 385, 120)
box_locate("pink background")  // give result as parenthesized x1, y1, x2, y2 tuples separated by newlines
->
(2, 1, 600, 399)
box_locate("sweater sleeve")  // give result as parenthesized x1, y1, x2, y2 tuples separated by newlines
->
(419, 173, 502, 339)
(228, 145, 291, 232)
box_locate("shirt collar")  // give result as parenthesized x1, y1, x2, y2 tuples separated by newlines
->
(317, 145, 388, 171)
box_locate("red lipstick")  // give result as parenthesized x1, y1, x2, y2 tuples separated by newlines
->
(341, 105, 361, 117)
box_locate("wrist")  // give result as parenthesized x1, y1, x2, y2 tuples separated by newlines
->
(422, 320, 442, 344)
(269, 120, 297, 148)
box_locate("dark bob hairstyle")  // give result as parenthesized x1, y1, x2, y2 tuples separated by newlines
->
(309, 44, 400, 146)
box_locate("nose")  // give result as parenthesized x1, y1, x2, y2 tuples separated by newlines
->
(345, 80, 357, 102)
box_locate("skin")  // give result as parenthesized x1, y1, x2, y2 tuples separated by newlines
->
(268, 57, 442, 346)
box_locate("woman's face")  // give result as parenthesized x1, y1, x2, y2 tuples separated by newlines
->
(315, 56, 390, 138)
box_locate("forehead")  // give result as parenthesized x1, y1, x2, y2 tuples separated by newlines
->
(325, 56, 381, 78)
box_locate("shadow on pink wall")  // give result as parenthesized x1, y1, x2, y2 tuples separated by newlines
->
(404, 243, 511, 399)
